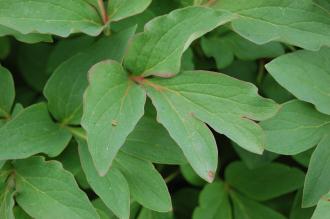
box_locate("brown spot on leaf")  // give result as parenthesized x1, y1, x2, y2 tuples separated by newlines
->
(207, 170, 215, 182)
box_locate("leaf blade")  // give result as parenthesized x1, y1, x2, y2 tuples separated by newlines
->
(82, 61, 146, 175)
(124, 6, 234, 77)
(14, 156, 99, 219)
(193, 181, 232, 219)
(225, 161, 305, 201)
(0, 103, 72, 160)
(114, 152, 172, 212)
(108, 0, 151, 22)
(78, 139, 130, 219)
(303, 135, 330, 207)
(0, 65, 14, 119)
(261, 100, 330, 155)
(144, 71, 278, 181)
(0, 0, 103, 37)
(212, 0, 330, 51)
(266, 48, 330, 115)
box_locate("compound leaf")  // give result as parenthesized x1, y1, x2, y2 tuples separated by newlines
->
(143, 70, 278, 181)
(13, 156, 99, 219)
(82, 61, 146, 176)
(124, 6, 234, 77)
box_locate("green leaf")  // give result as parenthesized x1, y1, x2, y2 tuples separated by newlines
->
(45, 27, 136, 125)
(232, 142, 278, 169)
(261, 74, 293, 104)
(0, 37, 10, 60)
(11, 103, 24, 118)
(82, 60, 146, 176)
(0, 0, 103, 37)
(290, 190, 315, 219)
(55, 141, 89, 189)
(303, 135, 330, 207)
(13, 156, 99, 219)
(0, 24, 52, 44)
(180, 164, 205, 186)
(0, 163, 11, 183)
(111, 9, 156, 33)
(137, 208, 173, 219)
(261, 100, 330, 155)
(92, 199, 117, 219)
(0, 103, 72, 160)
(108, 0, 151, 22)
(18, 43, 53, 91)
(293, 149, 313, 167)
(201, 32, 284, 69)
(121, 113, 186, 165)
(129, 201, 142, 219)
(15, 86, 38, 107)
(56, 141, 82, 177)
(143, 71, 278, 181)
(0, 119, 5, 128)
(13, 206, 32, 219)
(266, 47, 330, 115)
(172, 188, 199, 219)
(193, 181, 232, 219)
(230, 192, 286, 219)
(0, 160, 5, 169)
(312, 193, 330, 219)
(0, 181, 15, 219)
(222, 60, 258, 83)
(181, 48, 195, 71)
(114, 152, 172, 212)
(78, 139, 130, 219)
(314, 0, 330, 10)
(124, 6, 234, 77)
(0, 65, 14, 119)
(225, 162, 305, 201)
(212, 0, 330, 51)
(46, 36, 95, 75)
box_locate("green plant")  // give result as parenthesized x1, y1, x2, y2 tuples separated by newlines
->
(0, 0, 329, 218)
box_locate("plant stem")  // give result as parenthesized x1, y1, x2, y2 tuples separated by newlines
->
(98, 0, 109, 24)
(65, 126, 87, 141)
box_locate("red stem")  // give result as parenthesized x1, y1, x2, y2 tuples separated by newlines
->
(98, 0, 109, 24)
